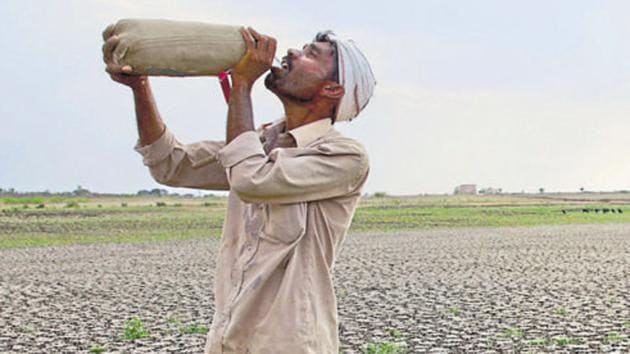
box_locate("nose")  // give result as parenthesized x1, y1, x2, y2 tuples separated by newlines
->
(287, 48, 301, 58)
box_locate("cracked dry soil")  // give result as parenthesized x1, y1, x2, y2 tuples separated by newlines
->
(1, 224, 629, 353)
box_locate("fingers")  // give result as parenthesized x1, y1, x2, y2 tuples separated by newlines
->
(102, 35, 119, 64)
(105, 63, 132, 75)
(247, 27, 276, 60)
(102, 23, 115, 41)
(240, 27, 256, 51)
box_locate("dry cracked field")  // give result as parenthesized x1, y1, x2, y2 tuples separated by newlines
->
(1, 224, 629, 353)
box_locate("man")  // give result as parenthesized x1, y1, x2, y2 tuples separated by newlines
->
(103, 25, 375, 353)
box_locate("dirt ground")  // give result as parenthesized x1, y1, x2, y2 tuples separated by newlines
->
(1, 224, 629, 353)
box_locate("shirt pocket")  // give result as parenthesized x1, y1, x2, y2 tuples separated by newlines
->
(262, 202, 307, 244)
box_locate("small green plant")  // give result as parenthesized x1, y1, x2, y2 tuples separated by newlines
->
(166, 316, 208, 335)
(605, 331, 623, 343)
(36, 203, 45, 209)
(364, 341, 405, 354)
(447, 306, 461, 316)
(502, 327, 523, 338)
(123, 318, 149, 341)
(182, 324, 209, 334)
(22, 204, 29, 209)
(18, 325, 35, 333)
(527, 337, 547, 346)
(65, 201, 79, 208)
(553, 307, 568, 316)
(552, 336, 577, 346)
(121, 202, 128, 207)
(389, 329, 402, 338)
(88, 344, 106, 353)
(156, 202, 167, 207)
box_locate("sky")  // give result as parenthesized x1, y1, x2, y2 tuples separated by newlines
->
(1, 0, 630, 195)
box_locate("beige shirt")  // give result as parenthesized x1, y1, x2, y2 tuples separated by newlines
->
(135, 118, 369, 354)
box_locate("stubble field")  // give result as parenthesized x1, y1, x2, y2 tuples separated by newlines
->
(1, 193, 630, 353)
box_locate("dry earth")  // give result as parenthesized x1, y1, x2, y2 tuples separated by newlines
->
(1, 224, 629, 353)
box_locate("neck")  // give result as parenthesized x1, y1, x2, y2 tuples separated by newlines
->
(283, 101, 326, 131)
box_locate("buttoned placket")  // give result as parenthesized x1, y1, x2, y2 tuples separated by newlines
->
(221, 203, 262, 345)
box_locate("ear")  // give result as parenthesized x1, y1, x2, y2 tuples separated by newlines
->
(319, 81, 344, 100)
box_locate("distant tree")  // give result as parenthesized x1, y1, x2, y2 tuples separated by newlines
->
(73, 185, 91, 196)
(539, 188, 545, 194)
(150, 188, 168, 196)
(579, 187, 585, 192)
(373, 192, 387, 198)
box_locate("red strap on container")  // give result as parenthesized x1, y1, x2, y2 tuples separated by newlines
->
(218, 71, 231, 103)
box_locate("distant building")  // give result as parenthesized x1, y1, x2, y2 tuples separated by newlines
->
(454, 184, 477, 195)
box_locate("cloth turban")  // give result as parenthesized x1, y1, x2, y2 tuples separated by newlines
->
(321, 33, 376, 122)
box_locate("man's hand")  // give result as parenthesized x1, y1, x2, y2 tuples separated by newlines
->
(101, 24, 147, 90)
(231, 27, 277, 87)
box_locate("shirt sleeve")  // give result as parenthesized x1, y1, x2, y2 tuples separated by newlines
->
(134, 127, 230, 190)
(217, 131, 369, 204)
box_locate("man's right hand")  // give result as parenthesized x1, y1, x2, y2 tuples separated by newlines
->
(102, 24, 146, 90)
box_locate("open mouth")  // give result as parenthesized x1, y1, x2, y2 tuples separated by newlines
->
(280, 56, 291, 71)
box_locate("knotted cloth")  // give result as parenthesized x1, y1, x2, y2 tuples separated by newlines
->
(323, 33, 376, 122)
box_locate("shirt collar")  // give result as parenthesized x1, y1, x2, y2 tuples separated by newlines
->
(286, 118, 333, 147)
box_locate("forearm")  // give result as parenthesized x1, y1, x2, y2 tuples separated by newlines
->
(132, 79, 166, 146)
(226, 80, 255, 143)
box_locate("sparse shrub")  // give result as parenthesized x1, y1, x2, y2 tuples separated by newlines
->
(88, 344, 106, 353)
(605, 331, 624, 343)
(389, 329, 402, 338)
(156, 202, 167, 207)
(553, 307, 567, 316)
(527, 338, 547, 346)
(36, 204, 45, 209)
(123, 318, 149, 341)
(553, 336, 577, 346)
(373, 192, 387, 198)
(97, 204, 102, 208)
(121, 203, 128, 207)
(364, 341, 406, 354)
(502, 327, 523, 338)
(22, 204, 29, 209)
(65, 202, 79, 208)
(166, 316, 208, 335)
(173, 203, 183, 207)
(182, 324, 208, 334)
(447, 306, 461, 316)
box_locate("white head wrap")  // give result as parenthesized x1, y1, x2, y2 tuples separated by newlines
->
(320, 33, 376, 122)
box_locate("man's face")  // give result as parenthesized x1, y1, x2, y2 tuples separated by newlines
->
(265, 41, 337, 102)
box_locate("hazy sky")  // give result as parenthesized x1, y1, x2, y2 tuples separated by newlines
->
(1, 0, 630, 195)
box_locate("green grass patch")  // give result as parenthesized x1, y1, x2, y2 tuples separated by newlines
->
(1, 196, 88, 205)
(605, 331, 624, 343)
(364, 341, 406, 354)
(527, 337, 547, 346)
(88, 344, 106, 353)
(123, 318, 149, 341)
(552, 336, 577, 346)
(502, 327, 523, 338)
(553, 307, 568, 316)
(2, 195, 630, 250)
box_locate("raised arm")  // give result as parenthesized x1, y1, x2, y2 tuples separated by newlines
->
(102, 24, 229, 190)
(102, 25, 164, 146)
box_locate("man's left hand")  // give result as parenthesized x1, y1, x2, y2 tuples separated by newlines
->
(231, 27, 277, 87)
